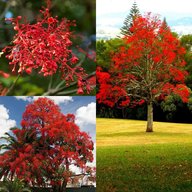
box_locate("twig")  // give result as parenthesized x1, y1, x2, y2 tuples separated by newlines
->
(43, 71, 95, 95)
(48, 75, 53, 90)
(6, 74, 20, 95)
(56, 89, 77, 95)
(57, 71, 95, 91)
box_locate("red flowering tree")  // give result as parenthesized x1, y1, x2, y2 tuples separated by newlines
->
(0, 98, 94, 192)
(97, 13, 190, 132)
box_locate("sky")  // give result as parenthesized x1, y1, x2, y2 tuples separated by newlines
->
(0, 96, 96, 172)
(97, 0, 192, 37)
(0, 96, 96, 140)
(97, 0, 192, 17)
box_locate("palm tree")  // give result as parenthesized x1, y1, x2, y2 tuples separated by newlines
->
(0, 128, 36, 180)
(0, 178, 31, 192)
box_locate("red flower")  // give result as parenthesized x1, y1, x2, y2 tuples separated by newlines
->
(48, 17, 56, 24)
(25, 145, 32, 153)
(77, 87, 84, 94)
(0, 70, 10, 78)
(49, 34, 56, 41)
(25, 68, 32, 74)
(71, 56, 79, 64)
(3, 6, 89, 93)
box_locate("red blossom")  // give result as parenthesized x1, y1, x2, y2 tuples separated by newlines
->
(0, 70, 9, 95)
(173, 84, 190, 103)
(77, 87, 84, 94)
(47, 17, 56, 24)
(97, 13, 190, 108)
(3, 6, 90, 93)
(0, 70, 10, 78)
(25, 145, 32, 153)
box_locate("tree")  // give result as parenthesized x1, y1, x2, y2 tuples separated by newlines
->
(180, 34, 192, 118)
(180, 34, 192, 89)
(97, 38, 125, 70)
(97, 13, 190, 132)
(162, 17, 168, 29)
(0, 98, 94, 192)
(120, 1, 140, 36)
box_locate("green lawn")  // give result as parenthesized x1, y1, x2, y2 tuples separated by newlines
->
(97, 118, 192, 192)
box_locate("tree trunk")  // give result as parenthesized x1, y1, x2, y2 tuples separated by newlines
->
(59, 180, 67, 192)
(146, 101, 153, 132)
(62, 186, 67, 192)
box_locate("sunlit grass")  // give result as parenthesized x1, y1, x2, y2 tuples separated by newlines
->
(97, 118, 192, 146)
(97, 118, 192, 192)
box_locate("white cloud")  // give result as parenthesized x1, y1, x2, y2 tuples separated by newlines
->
(97, 0, 192, 16)
(75, 102, 96, 126)
(97, 0, 192, 38)
(87, 143, 96, 167)
(0, 105, 16, 137)
(33, 96, 73, 105)
(14, 96, 33, 102)
(15, 96, 73, 105)
(97, 0, 131, 15)
(172, 25, 192, 35)
(137, 0, 192, 15)
(69, 142, 96, 174)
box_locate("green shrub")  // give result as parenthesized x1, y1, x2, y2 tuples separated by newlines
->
(0, 178, 31, 192)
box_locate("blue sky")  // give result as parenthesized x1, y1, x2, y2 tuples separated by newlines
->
(0, 96, 96, 141)
(97, 0, 192, 37)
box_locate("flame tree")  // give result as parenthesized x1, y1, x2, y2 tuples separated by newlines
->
(0, 98, 94, 192)
(97, 13, 190, 132)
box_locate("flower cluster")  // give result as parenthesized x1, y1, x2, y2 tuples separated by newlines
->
(3, 7, 89, 93)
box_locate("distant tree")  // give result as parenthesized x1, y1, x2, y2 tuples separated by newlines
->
(120, 1, 141, 36)
(161, 17, 169, 30)
(180, 34, 192, 113)
(97, 13, 190, 132)
(180, 35, 192, 89)
(97, 38, 125, 70)
(180, 34, 192, 52)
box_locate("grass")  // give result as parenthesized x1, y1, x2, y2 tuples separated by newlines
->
(97, 118, 192, 192)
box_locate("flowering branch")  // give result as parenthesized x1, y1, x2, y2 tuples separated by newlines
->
(43, 71, 95, 95)
(1, 1, 95, 95)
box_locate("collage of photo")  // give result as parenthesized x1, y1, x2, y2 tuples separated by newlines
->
(0, 0, 192, 192)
